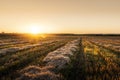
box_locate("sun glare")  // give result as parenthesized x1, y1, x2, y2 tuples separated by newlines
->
(30, 25, 40, 34)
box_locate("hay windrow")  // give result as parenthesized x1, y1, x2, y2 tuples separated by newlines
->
(17, 39, 80, 80)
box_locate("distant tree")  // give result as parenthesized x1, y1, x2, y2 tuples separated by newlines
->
(1, 31, 5, 34)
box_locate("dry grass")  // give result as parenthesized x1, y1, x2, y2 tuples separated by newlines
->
(17, 66, 60, 80)
(43, 39, 80, 70)
(17, 39, 80, 80)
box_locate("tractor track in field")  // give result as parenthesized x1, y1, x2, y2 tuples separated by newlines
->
(60, 38, 120, 80)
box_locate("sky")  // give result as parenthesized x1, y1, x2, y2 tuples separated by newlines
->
(0, 0, 120, 34)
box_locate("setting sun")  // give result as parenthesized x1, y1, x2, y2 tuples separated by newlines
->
(30, 25, 40, 34)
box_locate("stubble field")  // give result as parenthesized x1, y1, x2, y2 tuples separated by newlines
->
(0, 34, 119, 80)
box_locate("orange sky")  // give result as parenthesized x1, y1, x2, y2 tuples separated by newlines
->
(0, 0, 120, 34)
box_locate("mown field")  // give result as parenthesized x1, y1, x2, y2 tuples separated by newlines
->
(0, 34, 119, 80)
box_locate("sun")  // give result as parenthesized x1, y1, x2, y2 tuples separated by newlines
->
(30, 25, 40, 34)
